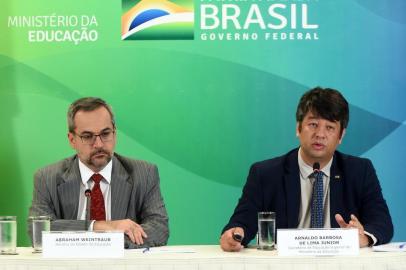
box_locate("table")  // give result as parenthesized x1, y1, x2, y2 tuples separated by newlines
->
(0, 245, 405, 270)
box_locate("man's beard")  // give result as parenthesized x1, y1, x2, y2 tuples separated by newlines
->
(87, 149, 112, 170)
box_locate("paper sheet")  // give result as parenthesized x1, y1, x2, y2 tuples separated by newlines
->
(372, 242, 406, 252)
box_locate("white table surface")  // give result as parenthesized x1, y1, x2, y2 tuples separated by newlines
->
(0, 245, 405, 270)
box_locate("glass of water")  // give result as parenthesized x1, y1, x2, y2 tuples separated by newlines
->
(0, 216, 17, 255)
(29, 216, 50, 253)
(257, 212, 275, 250)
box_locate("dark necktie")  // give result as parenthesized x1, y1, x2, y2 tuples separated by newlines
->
(310, 171, 324, 228)
(90, 173, 106, 221)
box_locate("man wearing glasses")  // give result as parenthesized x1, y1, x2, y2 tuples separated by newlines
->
(28, 97, 168, 248)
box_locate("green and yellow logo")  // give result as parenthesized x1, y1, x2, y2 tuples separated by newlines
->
(122, 0, 194, 40)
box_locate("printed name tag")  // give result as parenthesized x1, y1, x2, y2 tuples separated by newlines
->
(42, 231, 124, 258)
(277, 228, 359, 256)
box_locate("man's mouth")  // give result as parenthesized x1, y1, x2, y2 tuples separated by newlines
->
(312, 143, 325, 150)
(92, 151, 108, 158)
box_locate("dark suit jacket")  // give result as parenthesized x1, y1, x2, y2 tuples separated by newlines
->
(29, 153, 169, 248)
(222, 148, 393, 246)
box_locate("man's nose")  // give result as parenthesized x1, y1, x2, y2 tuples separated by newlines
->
(314, 125, 327, 138)
(93, 135, 104, 147)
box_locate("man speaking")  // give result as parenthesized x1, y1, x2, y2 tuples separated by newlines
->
(220, 87, 393, 251)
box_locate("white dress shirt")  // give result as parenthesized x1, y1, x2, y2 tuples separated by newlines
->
(297, 148, 332, 228)
(77, 159, 112, 228)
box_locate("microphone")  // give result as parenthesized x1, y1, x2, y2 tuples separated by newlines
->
(313, 162, 320, 172)
(84, 189, 91, 228)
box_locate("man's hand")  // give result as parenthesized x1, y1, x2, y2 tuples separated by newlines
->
(220, 227, 245, 252)
(335, 214, 369, 247)
(94, 219, 147, 245)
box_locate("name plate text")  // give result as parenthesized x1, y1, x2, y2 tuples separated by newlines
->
(42, 231, 124, 258)
(277, 228, 359, 256)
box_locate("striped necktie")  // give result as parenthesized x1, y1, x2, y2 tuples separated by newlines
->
(310, 170, 324, 228)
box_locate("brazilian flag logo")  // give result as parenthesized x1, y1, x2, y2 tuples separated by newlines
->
(122, 0, 194, 40)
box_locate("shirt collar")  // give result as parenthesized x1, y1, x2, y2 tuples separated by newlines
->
(298, 147, 333, 179)
(78, 158, 112, 186)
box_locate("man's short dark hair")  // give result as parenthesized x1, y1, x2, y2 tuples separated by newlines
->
(67, 97, 115, 132)
(296, 87, 349, 135)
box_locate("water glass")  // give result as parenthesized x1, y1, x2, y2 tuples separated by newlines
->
(257, 212, 275, 250)
(30, 216, 50, 252)
(0, 216, 17, 255)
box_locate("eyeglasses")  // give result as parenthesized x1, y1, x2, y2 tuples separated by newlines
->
(75, 130, 115, 145)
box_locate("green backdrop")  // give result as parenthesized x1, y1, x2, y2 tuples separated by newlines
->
(1, 0, 405, 246)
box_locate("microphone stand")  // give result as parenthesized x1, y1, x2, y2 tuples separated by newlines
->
(84, 189, 91, 229)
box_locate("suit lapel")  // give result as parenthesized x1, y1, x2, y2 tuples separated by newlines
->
(58, 157, 81, 219)
(284, 149, 301, 228)
(111, 155, 132, 220)
(329, 153, 343, 228)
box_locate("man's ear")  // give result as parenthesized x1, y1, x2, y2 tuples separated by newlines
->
(68, 132, 76, 149)
(296, 122, 300, 137)
(339, 128, 346, 144)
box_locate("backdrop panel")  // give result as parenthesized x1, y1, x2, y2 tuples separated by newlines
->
(0, 0, 405, 246)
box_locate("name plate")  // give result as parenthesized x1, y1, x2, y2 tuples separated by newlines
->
(277, 228, 359, 256)
(42, 231, 124, 258)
